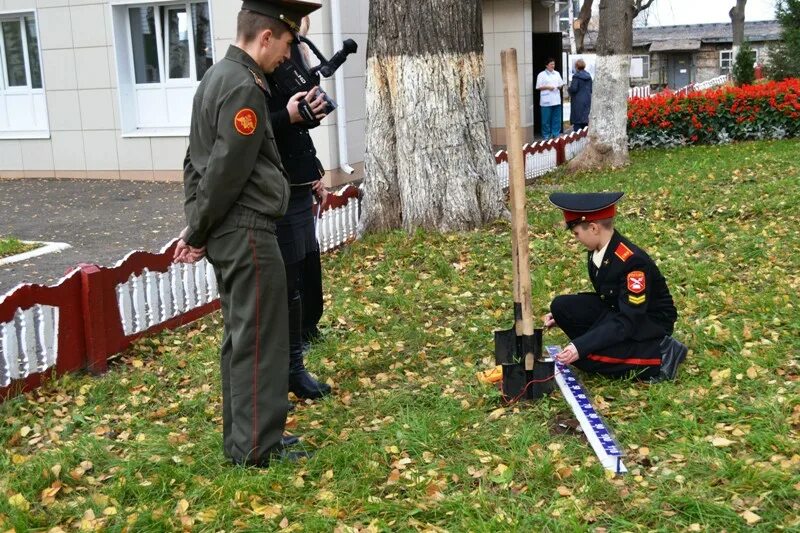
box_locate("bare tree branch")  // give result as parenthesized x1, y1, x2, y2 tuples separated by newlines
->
(632, 0, 656, 17)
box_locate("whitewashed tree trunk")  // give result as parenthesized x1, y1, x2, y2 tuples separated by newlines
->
(568, 0, 578, 55)
(360, 0, 506, 234)
(568, 0, 633, 171)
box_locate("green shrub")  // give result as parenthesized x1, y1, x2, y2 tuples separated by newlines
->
(732, 42, 756, 87)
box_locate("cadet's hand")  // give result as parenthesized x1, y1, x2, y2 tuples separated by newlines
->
(311, 180, 328, 205)
(542, 312, 556, 328)
(555, 344, 579, 365)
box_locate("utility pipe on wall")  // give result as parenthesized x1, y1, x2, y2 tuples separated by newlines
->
(330, 0, 354, 174)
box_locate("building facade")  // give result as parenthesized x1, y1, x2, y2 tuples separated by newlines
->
(581, 21, 781, 90)
(0, 0, 559, 183)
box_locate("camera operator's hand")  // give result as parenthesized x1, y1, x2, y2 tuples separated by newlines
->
(288, 87, 327, 124)
(311, 180, 329, 206)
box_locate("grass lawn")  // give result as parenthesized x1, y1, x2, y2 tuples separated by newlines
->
(0, 237, 38, 260)
(1, 139, 798, 531)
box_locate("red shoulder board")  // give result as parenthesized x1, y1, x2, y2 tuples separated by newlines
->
(614, 242, 634, 262)
(234, 108, 257, 136)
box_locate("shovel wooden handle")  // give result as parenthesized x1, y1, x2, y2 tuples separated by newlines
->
(501, 48, 535, 371)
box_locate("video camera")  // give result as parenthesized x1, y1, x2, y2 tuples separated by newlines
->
(271, 35, 358, 120)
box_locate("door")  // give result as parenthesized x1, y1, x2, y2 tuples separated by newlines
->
(669, 54, 691, 89)
(532, 32, 563, 138)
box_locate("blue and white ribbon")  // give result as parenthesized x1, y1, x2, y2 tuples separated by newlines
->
(546, 345, 627, 474)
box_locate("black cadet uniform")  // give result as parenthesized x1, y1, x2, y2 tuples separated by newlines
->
(548, 192, 688, 381)
(266, 43, 330, 399)
(182, 0, 321, 466)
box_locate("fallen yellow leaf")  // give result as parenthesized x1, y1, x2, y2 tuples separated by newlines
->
(741, 510, 761, 525)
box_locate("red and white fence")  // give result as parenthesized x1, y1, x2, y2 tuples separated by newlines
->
(2, 130, 590, 402)
(494, 126, 589, 189)
(0, 185, 361, 401)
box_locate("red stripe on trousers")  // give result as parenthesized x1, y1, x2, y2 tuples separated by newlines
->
(587, 353, 660, 366)
(247, 230, 261, 452)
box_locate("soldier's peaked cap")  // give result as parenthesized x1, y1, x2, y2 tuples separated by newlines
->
(549, 192, 624, 229)
(241, 0, 321, 32)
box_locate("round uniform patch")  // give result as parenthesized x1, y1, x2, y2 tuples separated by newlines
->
(234, 108, 257, 136)
(627, 271, 646, 294)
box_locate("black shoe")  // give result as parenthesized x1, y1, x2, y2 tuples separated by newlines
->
(281, 433, 299, 447)
(289, 370, 332, 400)
(234, 445, 312, 468)
(650, 336, 688, 383)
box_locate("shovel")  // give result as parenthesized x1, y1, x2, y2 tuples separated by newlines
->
(493, 48, 554, 401)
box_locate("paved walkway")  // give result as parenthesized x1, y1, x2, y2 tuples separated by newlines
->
(0, 179, 186, 295)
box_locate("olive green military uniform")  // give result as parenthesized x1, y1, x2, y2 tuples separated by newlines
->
(183, 45, 290, 465)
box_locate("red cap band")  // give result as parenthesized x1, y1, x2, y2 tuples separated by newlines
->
(563, 204, 616, 226)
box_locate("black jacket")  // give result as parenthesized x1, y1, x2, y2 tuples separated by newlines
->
(572, 231, 678, 356)
(568, 70, 592, 125)
(265, 45, 322, 188)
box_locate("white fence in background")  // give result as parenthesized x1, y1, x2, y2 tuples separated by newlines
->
(1, 305, 58, 388)
(116, 260, 218, 337)
(693, 74, 731, 92)
(628, 86, 651, 99)
(316, 195, 360, 254)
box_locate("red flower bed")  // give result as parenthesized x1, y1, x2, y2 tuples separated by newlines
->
(628, 79, 800, 147)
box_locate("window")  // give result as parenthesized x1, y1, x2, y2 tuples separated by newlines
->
(556, 0, 581, 34)
(0, 12, 49, 138)
(721, 48, 760, 74)
(113, 1, 214, 134)
(720, 50, 733, 74)
(631, 55, 650, 80)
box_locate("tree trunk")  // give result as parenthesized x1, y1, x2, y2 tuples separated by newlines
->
(568, 0, 633, 171)
(568, 0, 577, 54)
(574, 0, 594, 53)
(359, 0, 506, 235)
(730, 0, 747, 66)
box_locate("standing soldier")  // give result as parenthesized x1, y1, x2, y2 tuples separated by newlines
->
(175, 0, 322, 467)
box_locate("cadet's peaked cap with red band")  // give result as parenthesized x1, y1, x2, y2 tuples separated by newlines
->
(241, 0, 321, 32)
(549, 192, 624, 229)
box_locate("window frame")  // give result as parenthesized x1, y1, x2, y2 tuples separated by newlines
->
(0, 9, 49, 139)
(0, 12, 39, 93)
(630, 54, 650, 80)
(112, 0, 215, 136)
(720, 50, 733, 74)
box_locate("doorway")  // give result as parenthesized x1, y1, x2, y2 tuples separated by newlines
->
(532, 32, 564, 138)
(668, 54, 692, 89)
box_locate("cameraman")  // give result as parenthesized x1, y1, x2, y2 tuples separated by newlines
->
(266, 16, 331, 400)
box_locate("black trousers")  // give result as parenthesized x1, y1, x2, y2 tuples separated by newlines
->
(550, 293, 661, 379)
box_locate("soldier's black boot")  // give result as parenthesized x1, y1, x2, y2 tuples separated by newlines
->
(288, 294, 331, 400)
(650, 336, 688, 383)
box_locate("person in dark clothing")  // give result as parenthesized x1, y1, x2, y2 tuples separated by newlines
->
(543, 192, 688, 383)
(266, 18, 331, 400)
(568, 59, 592, 132)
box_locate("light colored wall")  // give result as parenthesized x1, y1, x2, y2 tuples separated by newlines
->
(304, 0, 369, 186)
(483, 0, 534, 139)
(0, 0, 540, 180)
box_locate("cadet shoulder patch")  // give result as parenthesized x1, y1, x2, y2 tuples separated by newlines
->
(614, 242, 634, 262)
(234, 108, 257, 136)
(627, 271, 646, 294)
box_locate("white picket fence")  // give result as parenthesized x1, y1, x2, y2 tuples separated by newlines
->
(693, 74, 731, 92)
(117, 260, 219, 337)
(0, 305, 59, 387)
(628, 86, 651, 99)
